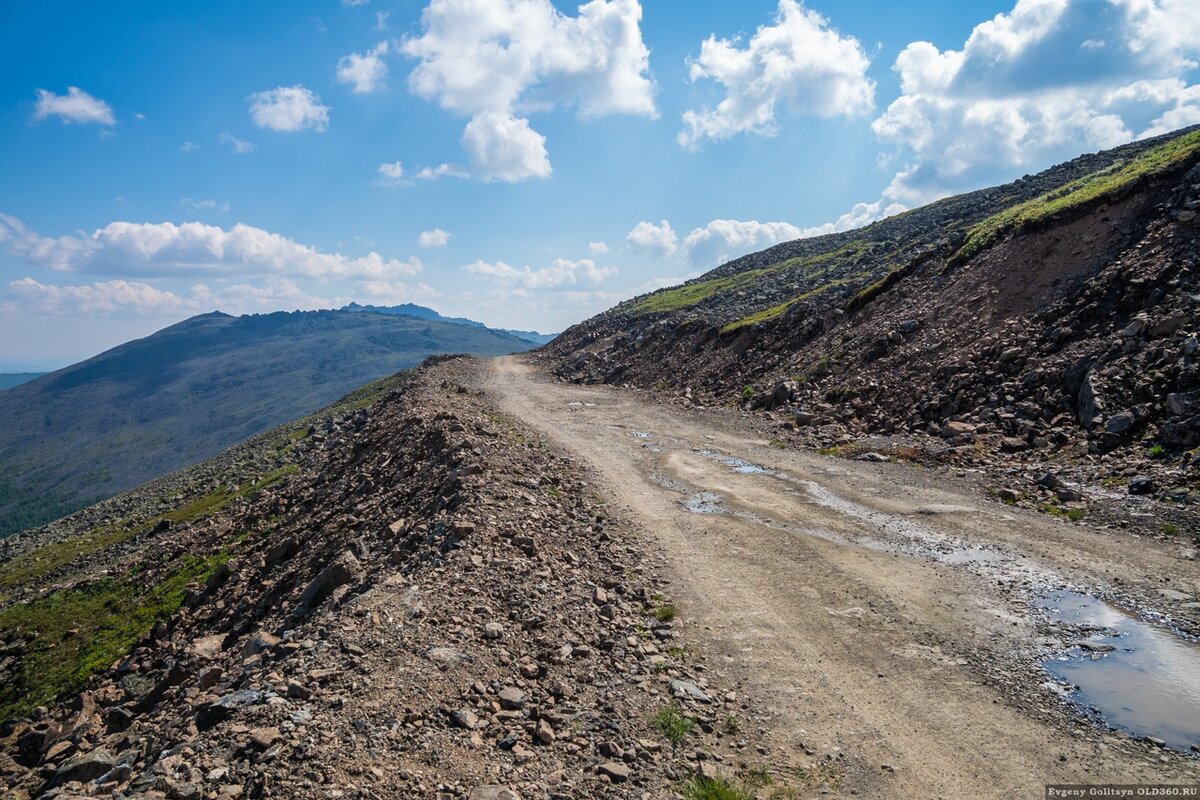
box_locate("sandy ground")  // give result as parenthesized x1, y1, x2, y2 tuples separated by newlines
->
(482, 355, 1200, 799)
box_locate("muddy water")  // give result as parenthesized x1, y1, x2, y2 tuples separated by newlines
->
(692, 444, 1200, 753)
(1037, 590, 1200, 752)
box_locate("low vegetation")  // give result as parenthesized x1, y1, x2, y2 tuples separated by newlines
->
(0, 550, 230, 719)
(652, 702, 696, 756)
(954, 128, 1200, 264)
(632, 242, 874, 316)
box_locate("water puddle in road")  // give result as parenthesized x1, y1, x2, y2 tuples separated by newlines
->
(684, 492, 724, 514)
(1036, 591, 1200, 752)
(696, 449, 772, 474)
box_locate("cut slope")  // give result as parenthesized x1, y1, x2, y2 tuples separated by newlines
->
(545, 126, 1200, 496)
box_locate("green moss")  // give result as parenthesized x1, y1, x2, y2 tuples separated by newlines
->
(955, 128, 1200, 264)
(0, 551, 229, 719)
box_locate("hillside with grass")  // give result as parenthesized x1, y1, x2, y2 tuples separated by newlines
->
(0, 310, 532, 537)
(545, 125, 1200, 500)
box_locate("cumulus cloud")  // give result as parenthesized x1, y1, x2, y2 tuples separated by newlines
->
(872, 0, 1200, 205)
(377, 161, 405, 185)
(681, 219, 802, 267)
(464, 257, 616, 290)
(679, 0, 874, 149)
(402, 0, 656, 180)
(33, 87, 116, 126)
(589, 241, 609, 255)
(625, 220, 677, 256)
(4, 276, 344, 316)
(418, 228, 451, 248)
(337, 41, 390, 94)
(248, 86, 330, 132)
(7, 277, 186, 314)
(415, 163, 470, 180)
(460, 112, 552, 181)
(219, 133, 255, 153)
(0, 214, 422, 281)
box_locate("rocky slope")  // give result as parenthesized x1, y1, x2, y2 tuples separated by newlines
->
(0, 358, 783, 800)
(545, 126, 1200, 512)
(0, 310, 533, 538)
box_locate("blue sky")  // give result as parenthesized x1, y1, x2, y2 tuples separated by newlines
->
(1, 0, 1198, 369)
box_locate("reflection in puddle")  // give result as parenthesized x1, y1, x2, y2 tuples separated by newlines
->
(1036, 590, 1200, 752)
(684, 492, 723, 514)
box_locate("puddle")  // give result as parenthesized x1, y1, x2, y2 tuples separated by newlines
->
(696, 449, 771, 474)
(1036, 590, 1200, 752)
(684, 492, 724, 514)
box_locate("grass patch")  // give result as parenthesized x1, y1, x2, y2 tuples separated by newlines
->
(0, 465, 295, 593)
(653, 703, 695, 756)
(1148, 443, 1166, 459)
(654, 604, 677, 622)
(0, 550, 230, 719)
(1163, 522, 1180, 535)
(720, 278, 858, 333)
(954, 128, 1200, 264)
(632, 242, 873, 316)
(682, 776, 753, 800)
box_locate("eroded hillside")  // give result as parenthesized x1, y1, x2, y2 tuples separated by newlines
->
(546, 127, 1200, 507)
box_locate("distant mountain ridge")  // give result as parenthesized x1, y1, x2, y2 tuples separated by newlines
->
(0, 373, 45, 391)
(342, 301, 557, 345)
(0, 308, 533, 537)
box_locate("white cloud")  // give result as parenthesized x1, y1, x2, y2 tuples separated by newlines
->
(181, 140, 199, 153)
(7, 277, 186, 314)
(872, 0, 1200, 205)
(415, 163, 470, 180)
(464, 257, 616, 290)
(377, 161, 405, 185)
(589, 241, 609, 255)
(418, 228, 451, 248)
(248, 86, 330, 132)
(337, 41, 390, 94)
(342, 0, 369, 6)
(402, 0, 656, 180)
(180, 198, 231, 212)
(33, 87, 116, 126)
(4, 276, 345, 317)
(0, 214, 422, 281)
(681, 219, 802, 267)
(679, 0, 874, 149)
(375, 11, 390, 30)
(625, 219, 677, 255)
(219, 133, 255, 153)
(460, 112, 551, 181)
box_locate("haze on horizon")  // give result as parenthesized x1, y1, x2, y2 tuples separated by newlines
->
(1, 0, 1198, 369)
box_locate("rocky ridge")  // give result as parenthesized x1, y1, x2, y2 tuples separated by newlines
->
(0, 358, 802, 800)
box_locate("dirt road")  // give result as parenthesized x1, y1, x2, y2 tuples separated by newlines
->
(483, 355, 1200, 799)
